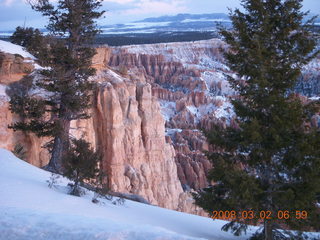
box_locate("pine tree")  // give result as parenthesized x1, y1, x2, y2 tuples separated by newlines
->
(10, 26, 48, 63)
(9, 0, 105, 173)
(193, 0, 320, 239)
(10, 26, 53, 66)
(64, 138, 101, 196)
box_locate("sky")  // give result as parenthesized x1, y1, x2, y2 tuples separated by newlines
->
(0, 0, 319, 31)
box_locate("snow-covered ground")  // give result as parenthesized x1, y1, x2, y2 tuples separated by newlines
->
(0, 148, 257, 240)
(123, 39, 225, 67)
(0, 40, 35, 59)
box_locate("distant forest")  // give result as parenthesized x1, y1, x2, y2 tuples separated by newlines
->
(1, 31, 219, 47)
(1, 26, 319, 46)
(93, 31, 219, 46)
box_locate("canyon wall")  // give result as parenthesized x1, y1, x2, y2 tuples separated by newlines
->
(0, 43, 202, 214)
(1, 39, 319, 216)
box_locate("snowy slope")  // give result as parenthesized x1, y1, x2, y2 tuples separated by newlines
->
(0, 148, 256, 240)
(0, 40, 35, 59)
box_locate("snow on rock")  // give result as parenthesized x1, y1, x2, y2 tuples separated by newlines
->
(108, 69, 124, 83)
(0, 84, 8, 97)
(0, 84, 9, 102)
(201, 71, 233, 96)
(309, 96, 320, 101)
(213, 96, 234, 121)
(166, 128, 183, 137)
(0, 40, 35, 59)
(0, 148, 256, 240)
(123, 39, 226, 68)
(159, 100, 177, 121)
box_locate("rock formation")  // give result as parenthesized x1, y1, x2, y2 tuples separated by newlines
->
(0, 52, 34, 84)
(1, 38, 319, 217)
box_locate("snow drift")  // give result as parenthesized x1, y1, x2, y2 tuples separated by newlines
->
(0, 148, 255, 240)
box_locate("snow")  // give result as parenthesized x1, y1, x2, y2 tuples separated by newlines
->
(122, 39, 225, 67)
(0, 148, 258, 240)
(96, 69, 125, 83)
(159, 97, 234, 125)
(159, 100, 177, 121)
(184, 100, 234, 124)
(166, 128, 183, 137)
(186, 104, 214, 122)
(0, 84, 7, 97)
(108, 69, 124, 83)
(309, 96, 320, 101)
(124, 22, 171, 29)
(0, 84, 9, 102)
(0, 40, 35, 59)
(213, 97, 234, 120)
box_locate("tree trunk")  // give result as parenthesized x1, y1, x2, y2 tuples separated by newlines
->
(264, 220, 273, 240)
(47, 118, 71, 173)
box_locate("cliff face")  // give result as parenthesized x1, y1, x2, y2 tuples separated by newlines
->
(107, 40, 234, 193)
(95, 75, 184, 208)
(0, 49, 49, 167)
(0, 46, 199, 213)
(1, 39, 319, 216)
(0, 51, 34, 84)
(68, 69, 187, 210)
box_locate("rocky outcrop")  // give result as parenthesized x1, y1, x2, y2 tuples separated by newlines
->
(0, 52, 34, 84)
(2, 38, 319, 218)
(173, 130, 211, 190)
(0, 49, 47, 167)
(0, 47, 196, 212)
(91, 73, 184, 209)
(106, 41, 234, 194)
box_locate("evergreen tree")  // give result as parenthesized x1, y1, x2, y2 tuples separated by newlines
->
(9, 0, 104, 173)
(64, 138, 101, 196)
(10, 26, 49, 64)
(194, 0, 320, 239)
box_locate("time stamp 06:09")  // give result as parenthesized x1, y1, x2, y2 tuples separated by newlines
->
(212, 210, 308, 221)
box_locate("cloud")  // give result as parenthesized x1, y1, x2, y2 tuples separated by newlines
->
(103, 0, 136, 4)
(3, 0, 15, 6)
(121, 0, 187, 16)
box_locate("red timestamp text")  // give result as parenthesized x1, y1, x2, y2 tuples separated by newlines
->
(211, 210, 308, 221)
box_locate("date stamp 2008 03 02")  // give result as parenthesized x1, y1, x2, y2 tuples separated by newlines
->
(211, 210, 308, 221)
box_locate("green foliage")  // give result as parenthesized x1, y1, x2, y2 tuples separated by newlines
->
(194, 0, 320, 239)
(63, 138, 101, 196)
(27, 0, 105, 122)
(10, 26, 51, 65)
(7, 75, 59, 137)
(10, 27, 44, 54)
(9, 0, 105, 172)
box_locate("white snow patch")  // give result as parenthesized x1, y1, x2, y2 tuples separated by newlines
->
(125, 21, 171, 29)
(212, 96, 235, 122)
(122, 39, 225, 68)
(183, 97, 234, 124)
(0, 40, 35, 59)
(309, 96, 320, 101)
(109, 69, 124, 82)
(165, 128, 182, 137)
(0, 148, 259, 240)
(159, 100, 177, 121)
(0, 84, 9, 102)
(0, 84, 8, 97)
(201, 71, 235, 97)
(186, 103, 216, 123)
